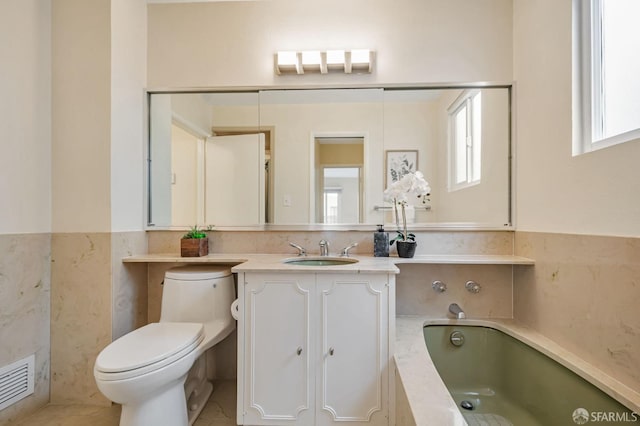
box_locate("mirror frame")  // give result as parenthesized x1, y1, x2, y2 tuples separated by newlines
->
(145, 82, 514, 231)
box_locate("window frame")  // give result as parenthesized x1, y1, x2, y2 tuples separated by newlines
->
(447, 89, 482, 192)
(573, 0, 640, 155)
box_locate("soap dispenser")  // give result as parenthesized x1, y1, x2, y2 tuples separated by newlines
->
(373, 225, 389, 257)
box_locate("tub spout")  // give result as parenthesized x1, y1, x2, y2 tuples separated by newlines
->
(449, 303, 466, 319)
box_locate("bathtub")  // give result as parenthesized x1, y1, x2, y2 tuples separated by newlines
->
(394, 317, 640, 426)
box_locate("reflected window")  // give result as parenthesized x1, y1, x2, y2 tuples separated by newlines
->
(323, 189, 340, 224)
(448, 90, 482, 191)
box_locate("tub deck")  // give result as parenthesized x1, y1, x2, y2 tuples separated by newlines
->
(394, 316, 640, 426)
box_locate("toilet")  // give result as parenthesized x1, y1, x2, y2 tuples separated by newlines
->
(94, 265, 236, 426)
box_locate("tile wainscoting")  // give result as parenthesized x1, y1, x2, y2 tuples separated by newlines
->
(50, 232, 147, 407)
(10, 228, 639, 424)
(0, 233, 51, 425)
(514, 231, 640, 395)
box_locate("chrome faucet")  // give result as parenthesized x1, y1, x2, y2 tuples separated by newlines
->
(448, 303, 466, 319)
(319, 240, 330, 256)
(341, 242, 358, 257)
(289, 242, 307, 256)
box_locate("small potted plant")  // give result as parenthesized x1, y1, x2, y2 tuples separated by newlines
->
(180, 225, 210, 257)
(383, 171, 431, 258)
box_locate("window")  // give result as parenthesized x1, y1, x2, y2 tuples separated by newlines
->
(448, 90, 482, 191)
(574, 0, 640, 154)
(323, 190, 340, 224)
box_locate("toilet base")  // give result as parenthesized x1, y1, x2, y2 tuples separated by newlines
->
(187, 381, 213, 425)
(119, 375, 189, 426)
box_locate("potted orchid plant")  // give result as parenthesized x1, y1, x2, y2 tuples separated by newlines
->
(383, 171, 431, 258)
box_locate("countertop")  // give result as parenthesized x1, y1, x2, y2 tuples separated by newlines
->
(122, 253, 535, 273)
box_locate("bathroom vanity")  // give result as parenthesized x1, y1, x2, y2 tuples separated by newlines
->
(123, 251, 535, 426)
(232, 259, 398, 426)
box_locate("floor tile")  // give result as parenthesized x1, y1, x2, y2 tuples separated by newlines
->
(13, 380, 237, 426)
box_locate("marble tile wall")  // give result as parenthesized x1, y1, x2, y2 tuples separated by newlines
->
(111, 232, 148, 340)
(50, 233, 112, 406)
(147, 229, 514, 257)
(49, 231, 148, 406)
(395, 263, 514, 318)
(0, 234, 51, 425)
(514, 231, 640, 395)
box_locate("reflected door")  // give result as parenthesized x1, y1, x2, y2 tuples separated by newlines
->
(171, 124, 203, 225)
(205, 134, 265, 225)
(314, 137, 364, 224)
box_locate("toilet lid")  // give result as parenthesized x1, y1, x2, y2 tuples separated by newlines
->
(95, 322, 204, 374)
(165, 265, 231, 280)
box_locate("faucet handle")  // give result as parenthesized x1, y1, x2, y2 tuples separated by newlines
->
(341, 242, 358, 257)
(465, 280, 481, 293)
(289, 242, 307, 256)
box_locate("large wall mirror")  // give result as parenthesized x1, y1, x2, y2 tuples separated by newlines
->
(148, 86, 511, 229)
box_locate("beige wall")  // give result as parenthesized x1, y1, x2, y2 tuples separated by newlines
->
(110, 0, 147, 232)
(52, 0, 112, 234)
(0, 1, 52, 423)
(49, 0, 148, 407)
(148, 0, 513, 88)
(4, 0, 639, 422)
(0, 0, 51, 235)
(512, 0, 640, 399)
(261, 98, 385, 224)
(513, 0, 640, 236)
(318, 143, 363, 165)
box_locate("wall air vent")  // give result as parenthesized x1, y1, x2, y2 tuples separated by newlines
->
(0, 354, 35, 411)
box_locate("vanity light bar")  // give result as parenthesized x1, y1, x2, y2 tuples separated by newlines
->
(275, 49, 374, 75)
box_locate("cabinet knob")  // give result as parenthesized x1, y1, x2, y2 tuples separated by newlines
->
(297, 347, 303, 356)
(329, 347, 334, 356)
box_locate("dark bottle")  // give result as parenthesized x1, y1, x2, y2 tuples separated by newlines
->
(373, 225, 389, 257)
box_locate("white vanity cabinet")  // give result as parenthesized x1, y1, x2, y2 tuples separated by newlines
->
(237, 272, 395, 426)
(239, 273, 315, 426)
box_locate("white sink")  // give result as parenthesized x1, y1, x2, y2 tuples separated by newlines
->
(282, 256, 359, 266)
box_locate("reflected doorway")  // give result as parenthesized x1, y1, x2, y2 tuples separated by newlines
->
(314, 137, 364, 224)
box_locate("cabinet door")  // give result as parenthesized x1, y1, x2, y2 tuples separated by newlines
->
(316, 274, 389, 426)
(242, 273, 315, 425)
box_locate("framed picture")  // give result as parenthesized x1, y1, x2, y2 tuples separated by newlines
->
(385, 150, 418, 187)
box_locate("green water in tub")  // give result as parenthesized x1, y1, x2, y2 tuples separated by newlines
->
(423, 325, 638, 426)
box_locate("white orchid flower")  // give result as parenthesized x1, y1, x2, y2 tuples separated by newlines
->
(382, 171, 431, 243)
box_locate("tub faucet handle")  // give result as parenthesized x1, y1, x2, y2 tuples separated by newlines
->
(432, 280, 447, 293)
(465, 280, 481, 293)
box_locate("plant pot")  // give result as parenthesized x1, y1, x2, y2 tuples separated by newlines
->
(181, 237, 209, 257)
(396, 240, 417, 258)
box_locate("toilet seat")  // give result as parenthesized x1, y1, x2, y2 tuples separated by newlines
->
(94, 322, 204, 381)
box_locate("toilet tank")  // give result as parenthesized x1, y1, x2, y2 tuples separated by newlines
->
(159, 265, 234, 324)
